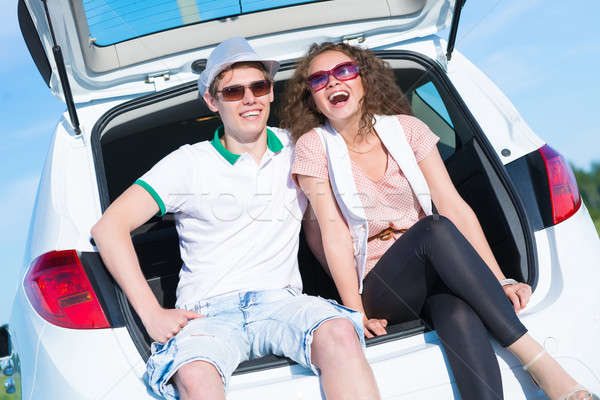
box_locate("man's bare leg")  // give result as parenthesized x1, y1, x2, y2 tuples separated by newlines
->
(173, 360, 226, 400)
(311, 318, 380, 400)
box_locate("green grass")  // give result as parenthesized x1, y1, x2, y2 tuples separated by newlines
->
(0, 373, 20, 400)
(573, 164, 600, 237)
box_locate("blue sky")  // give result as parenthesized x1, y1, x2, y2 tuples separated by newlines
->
(0, 0, 599, 324)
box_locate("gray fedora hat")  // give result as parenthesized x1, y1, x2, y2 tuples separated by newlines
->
(198, 37, 280, 98)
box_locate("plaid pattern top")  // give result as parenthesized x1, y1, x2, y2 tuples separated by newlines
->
(292, 115, 440, 276)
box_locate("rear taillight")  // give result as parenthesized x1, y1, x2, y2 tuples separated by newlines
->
(538, 145, 582, 225)
(24, 250, 110, 329)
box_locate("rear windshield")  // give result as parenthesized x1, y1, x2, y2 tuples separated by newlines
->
(83, 0, 321, 46)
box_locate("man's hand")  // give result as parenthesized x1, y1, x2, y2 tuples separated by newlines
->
(503, 282, 532, 314)
(363, 317, 388, 338)
(141, 307, 204, 344)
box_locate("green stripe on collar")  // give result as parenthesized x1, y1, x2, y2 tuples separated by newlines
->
(266, 128, 283, 153)
(211, 126, 240, 165)
(211, 126, 283, 165)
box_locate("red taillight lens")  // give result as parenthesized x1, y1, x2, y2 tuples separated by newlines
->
(538, 145, 582, 225)
(24, 250, 110, 329)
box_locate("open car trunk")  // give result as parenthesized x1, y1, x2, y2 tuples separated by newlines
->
(86, 51, 537, 374)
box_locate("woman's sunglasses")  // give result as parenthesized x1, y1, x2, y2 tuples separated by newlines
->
(306, 62, 360, 92)
(216, 79, 272, 102)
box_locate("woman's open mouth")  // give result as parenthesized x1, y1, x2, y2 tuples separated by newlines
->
(328, 90, 350, 106)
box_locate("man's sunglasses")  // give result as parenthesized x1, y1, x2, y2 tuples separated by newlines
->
(306, 62, 360, 92)
(216, 79, 272, 102)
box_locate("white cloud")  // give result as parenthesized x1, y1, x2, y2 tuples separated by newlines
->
(0, 3, 19, 40)
(561, 42, 600, 58)
(477, 46, 547, 96)
(0, 174, 39, 244)
(0, 2, 40, 71)
(0, 118, 57, 154)
(0, 173, 40, 323)
(4, 117, 57, 140)
(459, 0, 543, 49)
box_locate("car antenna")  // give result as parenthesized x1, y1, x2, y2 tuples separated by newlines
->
(40, 0, 81, 135)
(446, 0, 466, 61)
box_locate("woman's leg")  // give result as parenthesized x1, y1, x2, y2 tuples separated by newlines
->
(365, 215, 528, 345)
(362, 216, 509, 400)
(364, 215, 592, 400)
(424, 292, 503, 400)
(363, 269, 503, 399)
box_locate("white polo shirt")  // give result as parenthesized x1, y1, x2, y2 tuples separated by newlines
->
(135, 126, 307, 308)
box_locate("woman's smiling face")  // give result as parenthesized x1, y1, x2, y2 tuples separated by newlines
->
(308, 50, 364, 125)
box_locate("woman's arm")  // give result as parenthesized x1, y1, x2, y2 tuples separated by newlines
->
(297, 175, 361, 308)
(297, 174, 387, 336)
(302, 204, 329, 273)
(418, 147, 532, 311)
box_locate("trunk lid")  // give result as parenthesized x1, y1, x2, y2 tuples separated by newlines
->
(21, 0, 457, 104)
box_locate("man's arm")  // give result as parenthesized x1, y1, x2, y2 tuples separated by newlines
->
(91, 184, 201, 343)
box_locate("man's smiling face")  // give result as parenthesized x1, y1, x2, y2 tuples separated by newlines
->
(204, 64, 274, 143)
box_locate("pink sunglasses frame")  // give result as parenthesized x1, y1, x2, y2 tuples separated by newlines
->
(306, 61, 360, 92)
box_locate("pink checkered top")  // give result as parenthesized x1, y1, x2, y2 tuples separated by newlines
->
(292, 115, 440, 276)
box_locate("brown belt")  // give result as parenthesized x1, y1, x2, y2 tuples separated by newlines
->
(367, 227, 407, 242)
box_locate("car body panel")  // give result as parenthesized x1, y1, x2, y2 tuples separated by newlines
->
(10, 286, 146, 399)
(527, 202, 600, 316)
(24, 116, 102, 273)
(23, 0, 456, 104)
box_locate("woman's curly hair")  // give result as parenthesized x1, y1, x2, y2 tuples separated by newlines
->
(280, 42, 412, 142)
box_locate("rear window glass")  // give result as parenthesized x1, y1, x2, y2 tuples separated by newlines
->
(83, 0, 321, 46)
(410, 81, 457, 160)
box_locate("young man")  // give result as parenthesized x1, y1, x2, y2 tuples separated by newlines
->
(91, 37, 380, 400)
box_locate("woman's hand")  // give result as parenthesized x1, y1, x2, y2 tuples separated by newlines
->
(503, 282, 532, 314)
(363, 317, 388, 338)
(141, 307, 204, 344)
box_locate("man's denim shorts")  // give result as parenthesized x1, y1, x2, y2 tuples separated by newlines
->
(146, 287, 365, 400)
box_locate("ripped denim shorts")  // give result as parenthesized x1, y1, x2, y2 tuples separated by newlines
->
(146, 287, 365, 400)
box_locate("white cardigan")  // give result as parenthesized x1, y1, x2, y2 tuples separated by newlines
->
(315, 115, 433, 293)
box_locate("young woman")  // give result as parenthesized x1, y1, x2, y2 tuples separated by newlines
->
(280, 42, 596, 400)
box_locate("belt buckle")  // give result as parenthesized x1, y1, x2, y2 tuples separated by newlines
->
(379, 229, 393, 241)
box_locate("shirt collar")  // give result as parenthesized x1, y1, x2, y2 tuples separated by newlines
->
(211, 126, 283, 165)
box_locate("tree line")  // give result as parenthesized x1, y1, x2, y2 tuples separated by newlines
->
(573, 163, 600, 235)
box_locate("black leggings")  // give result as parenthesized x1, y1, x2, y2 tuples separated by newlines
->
(362, 215, 528, 400)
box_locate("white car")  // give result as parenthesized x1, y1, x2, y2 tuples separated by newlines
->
(5, 0, 600, 398)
